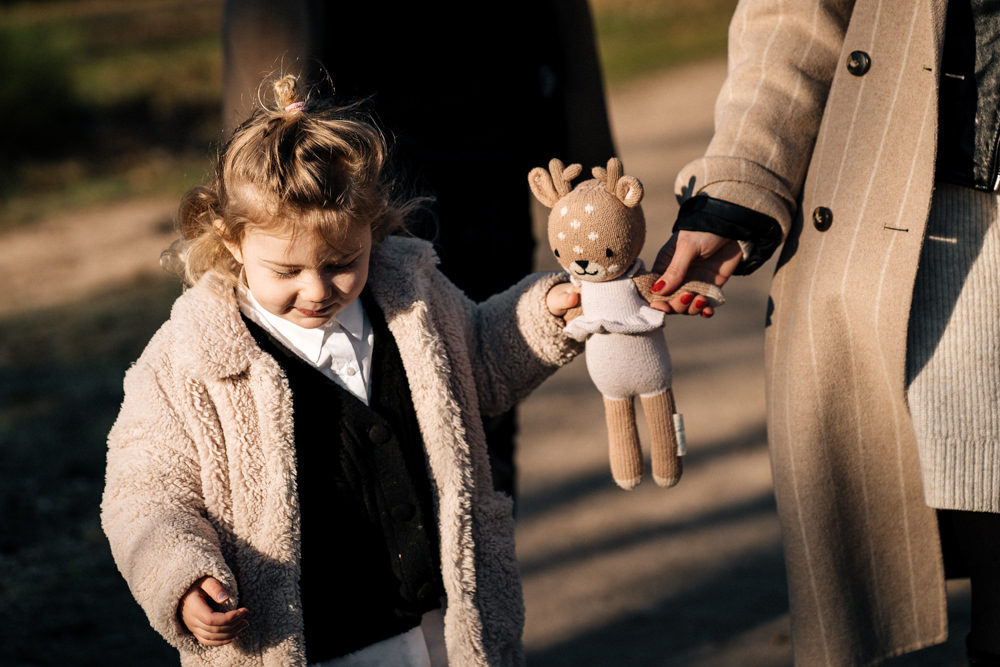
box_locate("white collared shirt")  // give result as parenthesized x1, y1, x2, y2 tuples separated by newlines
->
(238, 289, 374, 405)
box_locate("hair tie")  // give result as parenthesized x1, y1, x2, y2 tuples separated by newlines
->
(284, 101, 307, 112)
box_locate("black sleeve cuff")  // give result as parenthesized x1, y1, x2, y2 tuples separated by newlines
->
(672, 195, 783, 275)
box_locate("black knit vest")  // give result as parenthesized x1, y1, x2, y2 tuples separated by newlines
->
(243, 289, 444, 662)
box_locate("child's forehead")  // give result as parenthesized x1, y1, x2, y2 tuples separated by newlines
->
(245, 224, 368, 262)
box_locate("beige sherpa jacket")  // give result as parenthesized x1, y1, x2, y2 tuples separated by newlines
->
(101, 235, 581, 666)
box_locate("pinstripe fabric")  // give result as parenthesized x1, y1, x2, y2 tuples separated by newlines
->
(676, 0, 951, 664)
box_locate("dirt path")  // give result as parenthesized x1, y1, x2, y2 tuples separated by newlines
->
(0, 198, 179, 317)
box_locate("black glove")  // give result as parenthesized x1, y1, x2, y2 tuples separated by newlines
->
(672, 195, 782, 275)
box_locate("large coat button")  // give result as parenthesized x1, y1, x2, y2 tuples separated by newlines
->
(391, 502, 416, 522)
(847, 51, 871, 76)
(368, 423, 391, 444)
(813, 206, 833, 231)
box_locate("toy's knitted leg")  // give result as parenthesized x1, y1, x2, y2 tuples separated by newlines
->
(642, 388, 683, 488)
(604, 396, 643, 489)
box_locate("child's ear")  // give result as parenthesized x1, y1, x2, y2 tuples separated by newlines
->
(214, 219, 244, 263)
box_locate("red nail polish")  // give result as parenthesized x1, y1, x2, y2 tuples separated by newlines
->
(694, 298, 706, 309)
(680, 293, 694, 305)
(652, 280, 665, 293)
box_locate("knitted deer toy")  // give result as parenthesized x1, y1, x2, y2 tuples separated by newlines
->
(529, 158, 722, 489)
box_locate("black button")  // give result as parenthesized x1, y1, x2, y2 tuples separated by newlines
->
(812, 206, 833, 231)
(416, 582, 436, 601)
(391, 503, 416, 522)
(367, 423, 391, 444)
(847, 51, 871, 76)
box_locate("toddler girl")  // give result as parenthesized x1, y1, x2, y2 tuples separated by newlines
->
(101, 74, 581, 666)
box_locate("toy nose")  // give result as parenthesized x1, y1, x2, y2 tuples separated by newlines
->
(577, 260, 589, 270)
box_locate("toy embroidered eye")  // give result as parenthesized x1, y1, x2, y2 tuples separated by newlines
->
(553, 249, 561, 258)
(605, 248, 614, 258)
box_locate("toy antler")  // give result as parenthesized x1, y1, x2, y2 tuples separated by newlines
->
(528, 158, 583, 207)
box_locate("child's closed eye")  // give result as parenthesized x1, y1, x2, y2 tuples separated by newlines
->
(327, 258, 358, 271)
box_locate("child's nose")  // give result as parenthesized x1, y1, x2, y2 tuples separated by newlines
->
(299, 274, 332, 302)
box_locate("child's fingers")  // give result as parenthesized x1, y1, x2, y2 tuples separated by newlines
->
(185, 607, 250, 646)
(180, 576, 249, 645)
(546, 282, 580, 317)
(187, 610, 250, 645)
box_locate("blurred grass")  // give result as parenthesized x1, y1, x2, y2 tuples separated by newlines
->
(592, 0, 737, 80)
(0, 0, 223, 229)
(0, 0, 736, 230)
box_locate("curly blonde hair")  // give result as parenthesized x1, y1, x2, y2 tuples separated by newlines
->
(163, 74, 419, 287)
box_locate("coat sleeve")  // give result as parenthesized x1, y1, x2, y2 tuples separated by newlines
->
(430, 269, 583, 418)
(101, 347, 237, 653)
(675, 0, 856, 236)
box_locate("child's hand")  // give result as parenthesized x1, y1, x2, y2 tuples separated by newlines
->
(546, 282, 581, 318)
(179, 576, 249, 646)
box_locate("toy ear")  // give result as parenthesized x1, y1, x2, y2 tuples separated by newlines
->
(528, 167, 560, 208)
(617, 176, 644, 208)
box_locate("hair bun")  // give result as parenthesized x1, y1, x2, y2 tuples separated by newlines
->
(273, 74, 303, 111)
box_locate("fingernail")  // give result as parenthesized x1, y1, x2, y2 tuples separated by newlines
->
(652, 280, 665, 293)
(680, 293, 693, 305)
(694, 298, 706, 309)
(217, 592, 229, 602)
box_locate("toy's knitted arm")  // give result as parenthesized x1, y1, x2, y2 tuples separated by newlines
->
(633, 272, 725, 308)
(562, 303, 584, 323)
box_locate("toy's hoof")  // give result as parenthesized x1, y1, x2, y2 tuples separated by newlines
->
(653, 473, 681, 488)
(614, 475, 642, 490)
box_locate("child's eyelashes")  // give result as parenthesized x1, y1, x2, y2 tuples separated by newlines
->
(329, 258, 358, 271)
(269, 259, 357, 279)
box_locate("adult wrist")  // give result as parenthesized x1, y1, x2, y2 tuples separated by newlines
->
(672, 195, 782, 274)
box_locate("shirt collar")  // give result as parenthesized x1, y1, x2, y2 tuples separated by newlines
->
(237, 288, 366, 365)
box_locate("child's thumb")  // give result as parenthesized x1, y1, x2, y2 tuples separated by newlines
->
(199, 576, 230, 603)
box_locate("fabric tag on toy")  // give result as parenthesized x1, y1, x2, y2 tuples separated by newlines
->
(673, 413, 687, 456)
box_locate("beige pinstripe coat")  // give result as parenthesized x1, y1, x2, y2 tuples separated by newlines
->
(677, 0, 952, 664)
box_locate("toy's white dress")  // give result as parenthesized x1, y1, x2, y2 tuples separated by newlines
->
(564, 260, 672, 401)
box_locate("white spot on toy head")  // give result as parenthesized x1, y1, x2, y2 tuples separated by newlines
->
(588, 231, 599, 241)
(570, 219, 581, 230)
(560, 206, 568, 217)
(557, 231, 566, 240)
(585, 203, 595, 214)
(573, 245, 583, 255)
(608, 263, 621, 274)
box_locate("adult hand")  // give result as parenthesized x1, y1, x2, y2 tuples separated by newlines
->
(179, 576, 249, 646)
(649, 230, 742, 317)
